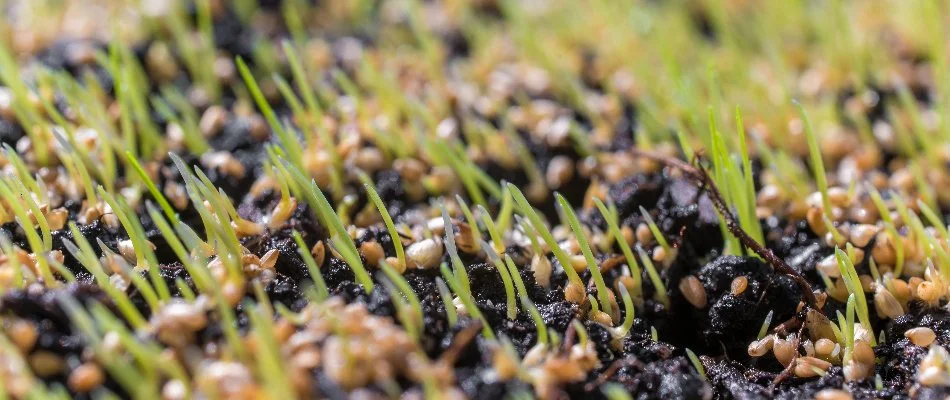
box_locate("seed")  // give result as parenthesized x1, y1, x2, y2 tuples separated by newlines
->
(679, 275, 707, 309)
(621, 226, 635, 247)
(849, 224, 879, 247)
(747, 335, 774, 357)
(29, 351, 64, 377)
(852, 340, 875, 365)
(652, 246, 667, 263)
(564, 281, 586, 304)
(871, 233, 897, 265)
(406, 238, 443, 269)
(773, 335, 796, 366)
(917, 281, 944, 303)
(199, 106, 228, 137)
(816, 255, 841, 278)
(394, 158, 426, 182)
(260, 249, 279, 271)
(269, 197, 298, 230)
(6, 319, 37, 354)
(635, 223, 652, 244)
(545, 155, 574, 189)
(68, 363, 104, 393)
(569, 254, 588, 272)
(730, 276, 748, 296)
(793, 356, 831, 378)
(873, 287, 904, 319)
(531, 254, 552, 289)
(905, 327, 937, 347)
(814, 339, 836, 358)
(492, 348, 519, 381)
(917, 365, 950, 386)
(589, 310, 613, 326)
(815, 389, 853, 400)
(385, 257, 406, 274)
(806, 207, 827, 236)
(233, 219, 265, 238)
(311, 241, 326, 267)
(843, 359, 872, 382)
(360, 241, 385, 267)
(354, 148, 385, 173)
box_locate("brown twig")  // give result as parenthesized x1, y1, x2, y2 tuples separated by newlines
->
(630, 148, 821, 314)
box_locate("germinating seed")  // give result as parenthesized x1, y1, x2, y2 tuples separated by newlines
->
(905, 327, 937, 347)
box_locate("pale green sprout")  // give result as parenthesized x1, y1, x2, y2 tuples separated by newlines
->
(522, 295, 548, 346)
(477, 204, 506, 254)
(360, 172, 406, 267)
(436, 277, 458, 326)
(795, 101, 844, 241)
(292, 231, 330, 302)
(380, 259, 424, 339)
(280, 158, 373, 292)
(594, 198, 648, 301)
(237, 57, 303, 170)
(757, 310, 774, 340)
(638, 206, 671, 256)
(685, 348, 707, 381)
(482, 241, 518, 320)
(507, 183, 584, 289)
(636, 245, 670, 308)
(836, 248, 875, 346)
(602, 384, 633, 400)
(558, 193, 612, 316)
(442, 205, 471, 295)
(440, 263, 495, 339)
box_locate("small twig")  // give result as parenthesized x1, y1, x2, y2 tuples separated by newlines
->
(630, 149, 821, 314)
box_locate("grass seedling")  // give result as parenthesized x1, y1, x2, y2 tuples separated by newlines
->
(246, 304, 296, 399)
(380, 259, 424, 339)
(612, 284, 635, 338)
(360, 172, 406, 267)
(507, 183, 584, 298)
(638, 206, 671, 256)
(836, 248, 874, 346)
(280, 158, 373, 292)
(482, 240, 518, 320)
(455, 195, 485, 246)
(635, 245, 670, 307)
(436, 277, 458, 326)
(441, 262, 495, 339)
(62, 223, 147, 330)
(503, 254, 528, 299)
(757, 310, 774, 340)
(237, 57, 303, 170)
(145, 202, 213, 293)
(97, 187, 171, 303)
(0, 179, 54, 285)
(594, 198, 646, 301)
(125, 152, 177, 222)
(522, 295, 548, 347)
(866, 183, 905, 275)
(917, 199, 949, 241)
(795, 101, 844, 241)
(477, 204, 506, 254)
(557, 193, 612, 316)
(292, 231, 330, 302)
(685, 348, 707, 381)
(442, 205, 471, 294)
